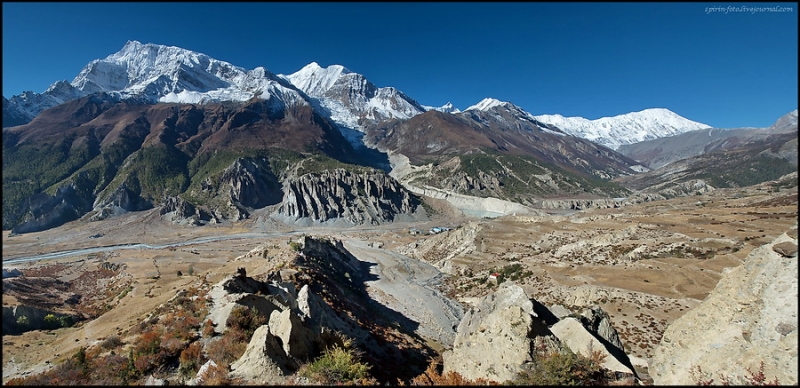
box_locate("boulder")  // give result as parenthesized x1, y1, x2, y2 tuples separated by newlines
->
(580, 306, 625, 352)
(442, 282, 557, 383)
(195, 360, 219, 385)
(649, 232, 798, 385)
(549, 317, 635, 375)
(268, 308, 316, 360)
(296, 284, 371, 345)
(229, 325, 295, 384)
(772, 241, 797, 258)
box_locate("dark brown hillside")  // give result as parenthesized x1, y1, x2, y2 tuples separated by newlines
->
(367, 110, 496, 163)
(4, 94, 120, 144)
(2, 96, 367, 232)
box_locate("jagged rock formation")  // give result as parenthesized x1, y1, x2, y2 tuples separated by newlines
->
(276, 168, 425, 225)
(649, 228, 799, 385)
(10, 183, 94, 234)
(158, 196, 209, 225)
(206, 267, 359, 384)
(91, 183, 152, 222)
(189, 157, 284, 222)
(443, 282, 636, 383)
(207, 236, 445, 383)
(538, 198, 626, 210)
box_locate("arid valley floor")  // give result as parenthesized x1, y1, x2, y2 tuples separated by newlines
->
(3, 180, 797, 384)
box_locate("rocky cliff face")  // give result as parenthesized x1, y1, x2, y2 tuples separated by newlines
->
(649, 228, 798, 385)
(10, 183, 94, 234)
(276, 168, 425, 225)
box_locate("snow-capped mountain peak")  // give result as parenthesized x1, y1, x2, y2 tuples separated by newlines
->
(283, 62, 353, 97)
(422, 102, 461, 114)
(533, 108, 712, 149)
(6, 41, 313, 121)
(280, 62, 426, 134)
(465, 97, 510, 112)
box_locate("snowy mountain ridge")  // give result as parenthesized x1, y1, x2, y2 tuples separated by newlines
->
(6, 40, 309, 122)
(533, 108, 712, 150)
(281, 62, 427, 132)
(5, 40, 713, 152)
(422, 102, 460, 114)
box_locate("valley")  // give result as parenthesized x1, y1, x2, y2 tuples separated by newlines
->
(2, 39, 796, 385)
(3, 177, 796, 384)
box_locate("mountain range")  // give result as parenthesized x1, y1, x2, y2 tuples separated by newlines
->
(617, 109, 798, 170)
(4, 40, 708, 148)
(3, 41, 796, 233)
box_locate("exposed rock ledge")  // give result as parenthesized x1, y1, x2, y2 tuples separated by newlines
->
(649, 227, 798, 385)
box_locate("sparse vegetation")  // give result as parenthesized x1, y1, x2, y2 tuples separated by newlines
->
(289, 241, 302, 252)
(15, 315, 29, 327)
(408, 358, 497, 385)
(225, 305, 268, 343)
(691, 361, 780, 386)
(512, 347, 608, 386)
(298, 338, 376, 385)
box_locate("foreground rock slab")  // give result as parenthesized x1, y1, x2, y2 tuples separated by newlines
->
(650, 229, 799, 385)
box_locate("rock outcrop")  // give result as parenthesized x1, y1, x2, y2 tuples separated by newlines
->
(90, 183, 152, 222)
(229, 325, 296, 384)
(443, 282, 637, 383)
(549, 317, 634, 375)
(538, 197, 626, 211)
(159, 196, 210, 225)
(11, 183, 94, 234)
(649, 229, 798, 385)
(443, 282, 557, 383)
(276, 168, 425, 225)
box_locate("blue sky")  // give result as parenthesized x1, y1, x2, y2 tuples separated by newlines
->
(2, 2, 797, 128)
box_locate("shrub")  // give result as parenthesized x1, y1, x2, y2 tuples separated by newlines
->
(43, 314, 60, 330)
(136, 330, 162, 356)
(298, 341, 374, 385)
(409, 358, 496, 385)
(225, 305, 267, 342)
(15, 315, 29, 327)
(513, 347, 607, 386)
(61, 315, 75, 328)
(289, 241, 302, 252)
(179, 341, 206, 377)
(202, 319, 216, 337)
(99, 335, 123, 350)
(205, 335, 248, 367)
(198, 361, 233, 386)
(162, 310, 201, 341)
